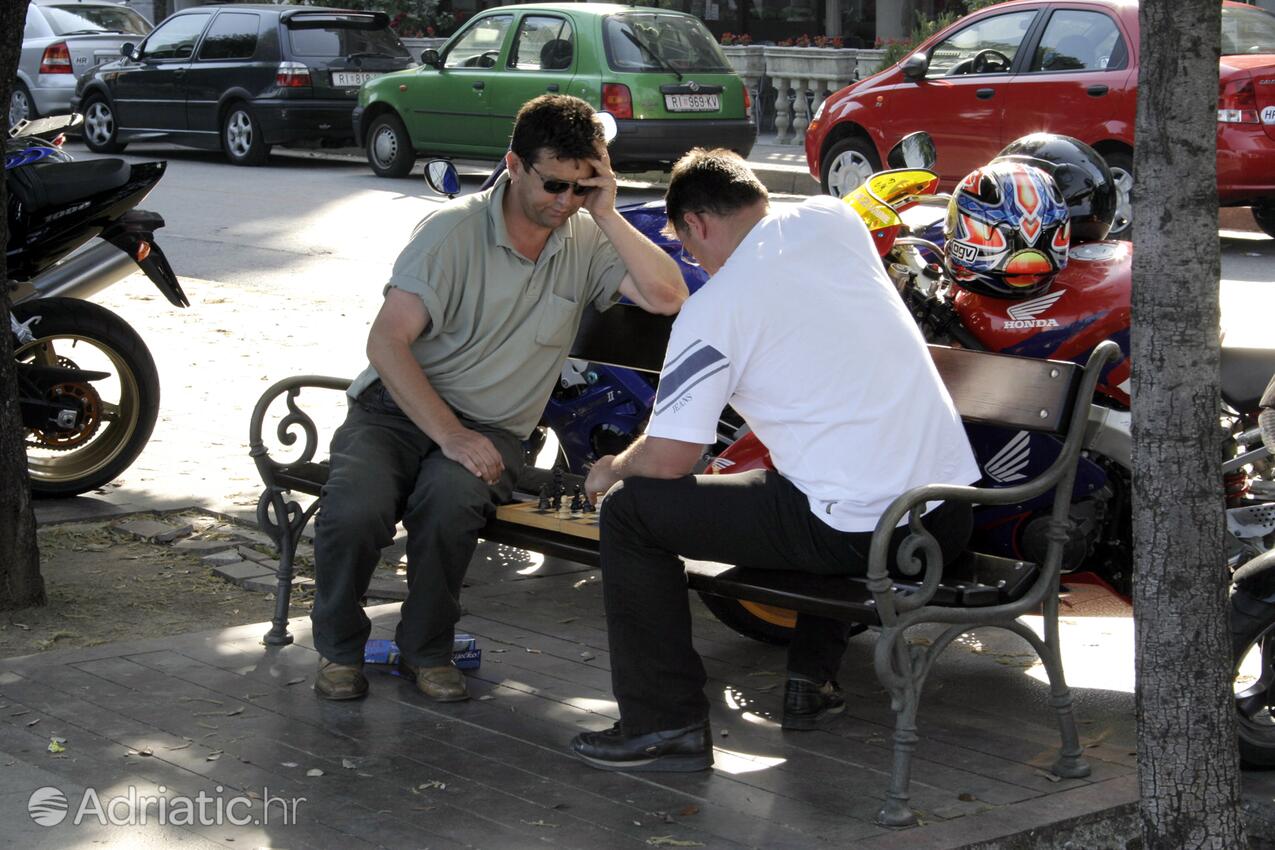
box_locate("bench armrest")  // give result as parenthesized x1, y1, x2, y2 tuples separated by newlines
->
(865, 340, 1122, 624)
(248, 375, 352, 495)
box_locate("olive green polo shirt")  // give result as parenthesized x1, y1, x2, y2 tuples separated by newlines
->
(348, 174, 627, 438)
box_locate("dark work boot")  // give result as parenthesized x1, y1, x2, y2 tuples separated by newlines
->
(782, 677, 845, 731)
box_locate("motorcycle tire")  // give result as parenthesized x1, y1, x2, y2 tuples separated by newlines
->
(697, 592, 797, 645)
(1231, 584, 1275, 766)
(13, 297, 160, 498)
(1253, 202, 1275, 240)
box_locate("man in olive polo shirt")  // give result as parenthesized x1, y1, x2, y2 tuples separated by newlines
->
(311, 95, 687, 702)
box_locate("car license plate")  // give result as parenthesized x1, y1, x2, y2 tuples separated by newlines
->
(664, 93, 720, 112)
(332, 71, 380, 87)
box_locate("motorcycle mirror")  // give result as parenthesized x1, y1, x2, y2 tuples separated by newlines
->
(887, 132, 936, 170)
(596, 111, 618, 144)
(423, 160, 462, 198)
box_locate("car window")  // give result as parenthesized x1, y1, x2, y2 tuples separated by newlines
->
(926, 10, 1038, 77)
(141, 13, 211, 61)
(24, 8, 47, 39)
(1221, 5, 1275, 56)
(443, 14, 513, 69)
(603, 12, 731, 73)
(286, 15, 410, 59)
(40, 4, 151, 36)
(509, 15, 574, 71)
(198, 12, 260, 62)
(1029, 10, 1124, 72)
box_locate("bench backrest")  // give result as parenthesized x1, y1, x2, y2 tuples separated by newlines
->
(572, 304, 1085, 436)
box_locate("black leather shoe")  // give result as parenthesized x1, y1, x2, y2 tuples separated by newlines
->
(570, 721, 713, 772)
(782, 677, 845, 731)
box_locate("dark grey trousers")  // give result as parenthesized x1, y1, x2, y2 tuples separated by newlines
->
(310, 383, 524, 668)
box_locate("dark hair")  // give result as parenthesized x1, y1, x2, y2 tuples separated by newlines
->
(665, 148, 768, 233)
(510, 94, 603, 165)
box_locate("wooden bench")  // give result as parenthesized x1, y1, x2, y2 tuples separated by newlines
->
(248, 303, 1119, 827)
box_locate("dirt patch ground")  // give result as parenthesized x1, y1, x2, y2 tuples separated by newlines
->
(1, 509, 317, 660)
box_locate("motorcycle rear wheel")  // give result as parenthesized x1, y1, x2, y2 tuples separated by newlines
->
(1232, 584, 1275, 766)
(13, 298, 160, 498)
(698, 593, 797, 645)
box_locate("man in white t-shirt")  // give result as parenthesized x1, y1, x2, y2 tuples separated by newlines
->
(569, 149, 981, 773)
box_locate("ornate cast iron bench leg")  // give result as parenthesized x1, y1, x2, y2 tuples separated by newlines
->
(256, 487, 319, 646)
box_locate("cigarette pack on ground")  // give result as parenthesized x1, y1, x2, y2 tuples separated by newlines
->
(363, 634, 481, 670)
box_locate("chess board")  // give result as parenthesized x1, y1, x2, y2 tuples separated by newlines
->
(495, 500, 602, 541)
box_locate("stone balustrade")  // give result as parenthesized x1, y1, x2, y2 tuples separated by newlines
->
(723, 45, 886, 145)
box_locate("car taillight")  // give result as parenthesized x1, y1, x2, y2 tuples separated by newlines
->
(1218, 77, 1260, 124)
(39, 42, 73, 74)
(602, 83, 632, 119)
(276, 61, 311, 88)
(743, 85, 752, 111)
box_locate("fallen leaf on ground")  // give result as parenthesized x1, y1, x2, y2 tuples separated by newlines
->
(285, 677, 306, 686)
(47, 739, 65, 754)
(645, 838, 704, 847)
(1033, 768, 1062, 783)
(478, 695, 494, 701)
(25, 718, 39, 727)
(225, 707, 244, 717)
(580, 652, 595, 661)
(520, 820, 557, 828)
(412, 780, 446, 793)
(678, 804, 699, 817)
(306, 768, 324, 777)
(165, 740, 193, 751)
(341, 758, 358, 770)
(525, 648, 542, 654)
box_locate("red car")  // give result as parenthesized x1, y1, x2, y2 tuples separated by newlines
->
(805, 0, 1275, 237)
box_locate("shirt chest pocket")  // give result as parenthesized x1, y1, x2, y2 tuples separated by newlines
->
(534, 293, 578, 348)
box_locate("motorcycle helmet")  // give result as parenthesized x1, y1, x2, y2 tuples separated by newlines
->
(943, 161, 1070, 299)
(994, 133, 1117, 243)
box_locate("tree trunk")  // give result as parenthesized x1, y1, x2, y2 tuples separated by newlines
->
(0, 0, 45, 610)
(1132, 0, 1245, 846)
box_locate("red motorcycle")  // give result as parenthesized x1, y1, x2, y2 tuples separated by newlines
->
(697, 134, 1275, 765)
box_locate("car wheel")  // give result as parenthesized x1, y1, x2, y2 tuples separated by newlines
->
(1104, 150, 1133, 240)
(821, 136, 881, 198)
(82, 95, 126, 154)
(366, 112, 414, 178)
(9, 82, 36, 129)
(222, 104, 270, 166)
(1252, 202, 1275, 240)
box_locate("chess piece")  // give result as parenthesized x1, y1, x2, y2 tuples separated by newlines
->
(551, 466, 564, 511)
(582, 491, 596, 513)
(570, 485, 584, 514)
(537, 484, 551, 512)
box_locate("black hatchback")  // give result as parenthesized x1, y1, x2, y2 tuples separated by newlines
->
(71, 4, 414, 165)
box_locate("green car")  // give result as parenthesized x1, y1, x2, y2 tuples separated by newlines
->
(352, 2, 756, 177)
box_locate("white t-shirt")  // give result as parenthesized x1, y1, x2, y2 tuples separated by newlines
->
(646, 196, 981, 533)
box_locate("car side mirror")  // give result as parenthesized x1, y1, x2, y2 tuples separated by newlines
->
(887, 132, 937, 170)
(120, 42, 139, 60)
(424, 160, 461, 198)
(901, 53, 928, 81)
(420, 49, 441, 69)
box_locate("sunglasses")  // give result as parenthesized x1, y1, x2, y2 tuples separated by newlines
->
(524, 159, 595, 197)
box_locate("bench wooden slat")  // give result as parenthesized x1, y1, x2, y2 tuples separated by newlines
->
(571, 304, 673, 374)
(685, 552, 1040, 623)
(931, 345, 1080, 434)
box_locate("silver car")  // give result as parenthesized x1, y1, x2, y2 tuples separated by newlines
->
(13, 0, 152, 128)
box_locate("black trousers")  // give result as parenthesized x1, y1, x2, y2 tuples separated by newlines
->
(598, 469, 972, 735)
(310, 383, 524, 668)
